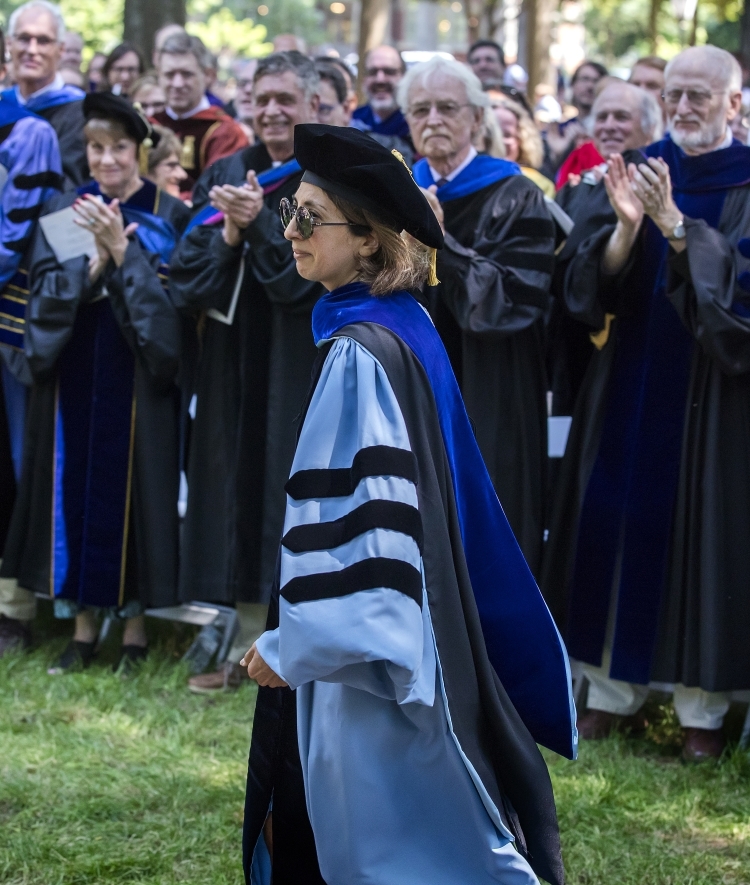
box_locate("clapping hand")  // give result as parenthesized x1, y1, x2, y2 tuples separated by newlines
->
(209, 169, 265, 247)
(420, 184, 444, 234)
(73, 194, 138, 281)
(603, 153, 644, 232)
(630, 157, 682, 239)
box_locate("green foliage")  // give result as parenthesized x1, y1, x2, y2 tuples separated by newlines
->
(186, 0, 272, 58)
(2, 612, 749, 885)
(188, 0, 325, 50)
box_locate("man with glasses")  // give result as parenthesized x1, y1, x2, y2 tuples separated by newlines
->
(402, 56, 556, 577)
(351, 45, 411, 147)
(1, 1, 86, 188)
(543, 46, 750, 761)
(154, 31, 247, 199)
(315, 61, 352, 128)
(170, 52, 324, 694)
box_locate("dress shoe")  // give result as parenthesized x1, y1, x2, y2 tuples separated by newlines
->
(682, 727, 725, 762)
(188, 661, 250, 694)
(0, 615, 32, 656)
(577, 709, 622, 739)
(48, 639, 96, 675)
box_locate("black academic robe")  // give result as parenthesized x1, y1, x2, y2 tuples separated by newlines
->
(546, 150, 643, 417)
(244, 321, 565, 885)
(542, 159, 750, 693)
(431, 175, 555, 575)
(38, 100, 88, 190)
(169, 143, 324, 605)
(0, 184, 189, 608)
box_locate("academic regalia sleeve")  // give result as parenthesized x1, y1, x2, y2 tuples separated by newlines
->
(24, 202, 94, 379)
(242, 205, 321, 309)
(0, 116, 63, 284)
(54, 101, 88, 190)
(255, 336, 435, 707)
(437, 176, 555, 337)
(169, 223, 244, 314)
(666, 217, 750, 375)
(102, 238, 181, 385)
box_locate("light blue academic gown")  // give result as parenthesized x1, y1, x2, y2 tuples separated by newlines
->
(255, 337, 539, 885)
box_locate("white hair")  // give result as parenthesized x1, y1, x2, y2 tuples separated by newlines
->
(665, 45, 742, 93)
(9, 0, 66, 41)
(590, 79, 663, 142)
(397, 56, 488, 113)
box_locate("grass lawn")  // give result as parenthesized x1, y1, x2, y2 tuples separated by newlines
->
(1, 605, 749, 884)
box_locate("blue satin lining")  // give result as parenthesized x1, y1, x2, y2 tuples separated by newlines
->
(413, 154, 520, 202)
(1, 84, 84, 113)
(566, 136, 750, 683)
(312, 282, 576, 759)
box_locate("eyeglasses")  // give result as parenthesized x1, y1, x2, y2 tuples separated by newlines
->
(279, 198, 369, 239)
(662, 89, 727, 108)
(365, 66, 400, 78)
(407, 101, 471, 120)
(13, 33, 57, 48)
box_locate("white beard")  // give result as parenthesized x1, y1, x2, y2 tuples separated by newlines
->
(368, 92, 398, 116)
(669, 116, 726, 151)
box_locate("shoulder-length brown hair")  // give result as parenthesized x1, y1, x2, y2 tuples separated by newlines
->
(327, 192, 432, 296)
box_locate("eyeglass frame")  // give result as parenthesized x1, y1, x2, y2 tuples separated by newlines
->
(279, 197, 370, 239)
(661, 88, 728, 108)
(406, 101, 473, 121)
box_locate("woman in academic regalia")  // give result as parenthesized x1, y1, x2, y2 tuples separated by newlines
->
(0, 93, 190, 673)
(240, 125, 576, 885)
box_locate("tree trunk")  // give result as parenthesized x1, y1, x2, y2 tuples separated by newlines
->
(648, 0, 662, 54)
(688, 0, 699, 47)
(525, 0, 554, 103)
(123, 0, 186, 65)
(357, 0, 390, 95)
(742, 0, 750, 62)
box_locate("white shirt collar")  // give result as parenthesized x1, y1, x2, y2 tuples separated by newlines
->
(15, 72, 65, 105)
(428, 145, 477, 184)
(166, 95, 211, 121)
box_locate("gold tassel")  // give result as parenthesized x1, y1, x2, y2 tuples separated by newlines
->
(139, 137, 152, 176)
(590, 312, 615, 350)
(428, 247, 439, 286)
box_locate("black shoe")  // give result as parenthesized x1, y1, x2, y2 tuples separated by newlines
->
(114, 644, 148, 674)
(48, 639, 96, 675)
(0, 615, 32, 657)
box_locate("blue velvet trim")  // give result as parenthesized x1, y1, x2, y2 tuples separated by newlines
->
(1, 84, 85, 113)
(52, 300, 135, 607)
(183, 159, 302, 236)
(566, 136, 750, 684)
(413, 154, 520, 202)
(351, 105, 411, 139)
(0, 98, 32, 129)
(312, 282, 577, 759)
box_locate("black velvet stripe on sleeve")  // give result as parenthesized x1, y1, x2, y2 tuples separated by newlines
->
(13, 171, 64, 191)
(509, 217, 556, 239)
(7, 205, 43, 224)
(281, 557, 423, 608)
(282, 499, 423, 554)
(284, 445, 418, 500)
(508, 281, 551, 309)
(497, 249, 556, 274)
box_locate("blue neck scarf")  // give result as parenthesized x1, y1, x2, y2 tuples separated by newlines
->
(0, 97, 32, 129)
(413, 153, 520, 202)
(567, 135, 750, 684)
(312, 282, 576, 759)
(77, 179, 177, 265)
(1, 83, 84, 113)
(183, 158, 302, 236)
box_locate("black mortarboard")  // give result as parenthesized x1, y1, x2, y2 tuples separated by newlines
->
(294, 124, 444, 261)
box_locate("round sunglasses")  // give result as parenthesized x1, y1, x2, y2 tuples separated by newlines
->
(279, 197, 368, 239)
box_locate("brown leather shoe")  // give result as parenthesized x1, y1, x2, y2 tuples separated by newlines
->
(577, 709, 623, 740)
(0, 615, 32, 657)
(188, 661, 250, 694)
(682, 727, 726, 762)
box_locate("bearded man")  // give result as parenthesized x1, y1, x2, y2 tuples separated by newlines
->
(542, 45, 750, 761)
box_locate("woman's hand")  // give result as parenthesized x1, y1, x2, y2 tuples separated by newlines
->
(603, 153, 644, 232)
(420, 185, 444, 234)
(73, 194, 139, 269)
(240, 643, 288, 688)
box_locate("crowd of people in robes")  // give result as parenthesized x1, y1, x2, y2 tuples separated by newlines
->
(1, 0, 750, 878)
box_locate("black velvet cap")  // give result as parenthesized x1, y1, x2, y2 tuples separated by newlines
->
(294, 124, 443, 250)
(83, 92, 160, 147)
